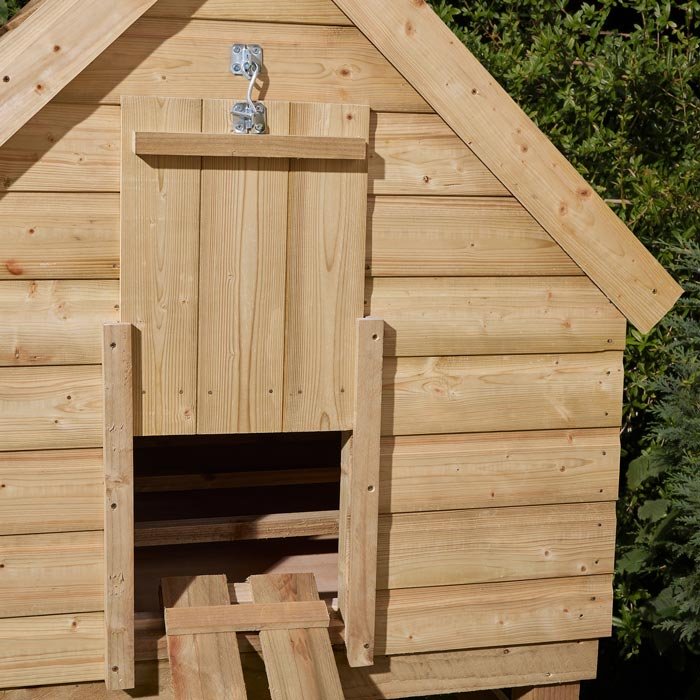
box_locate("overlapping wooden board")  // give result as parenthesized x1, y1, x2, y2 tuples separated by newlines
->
(0, 280, 119, 365)
(376, 502, 616, 589)
(367, 196, 582, 277)
(378, 429, 620, 513)
(367, 277, 626, 356)
(162, 575, 246, 700)
(382, 352, 623, 436)
(0, 531, 103, 618)
(250, 573, 344, 700)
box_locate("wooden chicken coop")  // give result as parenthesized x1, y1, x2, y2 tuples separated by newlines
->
(0, 0, 682, 698)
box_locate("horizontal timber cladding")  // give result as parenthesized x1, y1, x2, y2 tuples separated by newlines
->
(0, 193, 120, 280)
(0, 449, 103, 535)
(375, 575, 613, 656)
(58, 19, 428, 111)
(0, 104, 120, 192)
(0, 531, 103, 618)
(368, 113, 507, 196)
(0, 365, 102, 451)
(0, 612, 104, 688)
(381, 352, 623, 436)
(0, 280, 119, 365)
(378, 429, 620, 513)
(367, 277, 626, 356)
(367, 196, 583, 277)
(376, 502, 615, 590)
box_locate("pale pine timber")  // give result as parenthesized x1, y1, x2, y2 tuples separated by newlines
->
(334, 0, 682, 332)
(103, 324, 135, 690)
(0, 192, 119, 280)
(376, 502, 616, 589)
(367, 277, 626, 356)
(339, 318, 384, 667)
(378, 429, 620, 513)
(513, 684, 580, 700)
(121, 96, 201, 436)
(135, 132, 367, 160)
(0, 448, 103, 535)
(367, 196, 582, 277)
(250, 573, 344, 700)
(382, 352, 623, 436)
(161, 575, 247, 700)
(196, 100, 288, 434)
(0, 280, 119, 365)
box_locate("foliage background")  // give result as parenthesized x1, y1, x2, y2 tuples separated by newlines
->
(2, 0, 699, 697)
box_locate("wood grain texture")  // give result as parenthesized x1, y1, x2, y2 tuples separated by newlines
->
(103, 324, 135, 690)
(59, 19, 427, 112)
(0, 365, 102, 451)
(375, 575, 613, 655)
(0, 104, 120, 191)
(378, 429, 620, 514)
(382, 352, 623, 436)
(0, 612, 104, 688)
(0, 192, 119, 280)
(283, 102, 369, 432)
(250, 573, 344, 700)
(367, 277, 626, 356)
(0, 531, 103, 618)
(162, 575, 246, 700)
(513, 684, 580, 700)
(121, 96, 201, 436)
(369, 112, 506, 196)
(0, 280, 119, 365)
(376, 502, 616, 589)
(334, 0, 681, 331)
(0, 448, 103, 535)
(197, 100, 287, 434)
(367, 196, 582, 277)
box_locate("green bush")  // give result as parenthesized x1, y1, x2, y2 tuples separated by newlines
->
(0, 0, 27, 24)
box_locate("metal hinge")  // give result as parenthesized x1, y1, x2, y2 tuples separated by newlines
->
(230, 44, 266, 134)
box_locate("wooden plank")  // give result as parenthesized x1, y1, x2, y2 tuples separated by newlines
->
(165, 602, 330, 635)
(378, 429, 620, 514)
(0, 612, 104, 688)
(0, 0, 158, 148)
(135, 510, 340, 547)
(135, 132, 367, 160)
(197, 100, 288, 434)
(335, 0, 682, 332)
(0, 104, 120, 191)
(0, 365, 102, 451)
(250, 573, 344, 700)
(283, 102, 369, 432)
(367, 277, 626, 356)
(367, 196, 582, 277)
(376, 575, 613, 655)
(0, 280, 119, 366)
(0, 531, 103, 618)
(382, 352, 623, 437)
(59, 19, 428, 113)
(0, 0, 49, 36)
(369, 112, 506, 196)
(376, 502, 616, 589)
(121, 96, 202, 436)
(513, 684, 580, 700)
(0, 192, 119, 280)
(146, 0, 352, 24)
(0, 448, 103, 535)
(339, 319, 383, 667)
(103, 324, 135, 690)
(162, 575, 246, 700)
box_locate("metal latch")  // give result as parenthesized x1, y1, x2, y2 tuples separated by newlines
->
(230, 44, 266, 134)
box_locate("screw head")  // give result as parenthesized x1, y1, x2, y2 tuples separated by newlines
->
(254, 123, 265, 133)
(233, 63, 241, 73)
(233, 45, 241, 53)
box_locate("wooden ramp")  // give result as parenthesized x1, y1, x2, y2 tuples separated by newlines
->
(162, 573, 343, 700)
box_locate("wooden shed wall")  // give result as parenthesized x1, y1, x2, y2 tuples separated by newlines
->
(0, 0, 623, 690)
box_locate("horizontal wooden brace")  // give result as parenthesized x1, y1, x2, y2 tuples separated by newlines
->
(165, 601, 330, 635)
(133, 132, 367, 159)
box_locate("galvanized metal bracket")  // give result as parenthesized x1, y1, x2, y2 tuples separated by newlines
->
(231, 101, 267, 135)
(230, 44, 266, 134)
(230, 44, 263, 79)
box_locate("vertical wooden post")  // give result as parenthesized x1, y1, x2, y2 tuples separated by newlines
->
(339, 317, 384, 667)
(103, 323, 135, 689)
(512, 683, 581, 700)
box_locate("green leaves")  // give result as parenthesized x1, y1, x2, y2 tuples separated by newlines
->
(0, 1, 8, 24)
